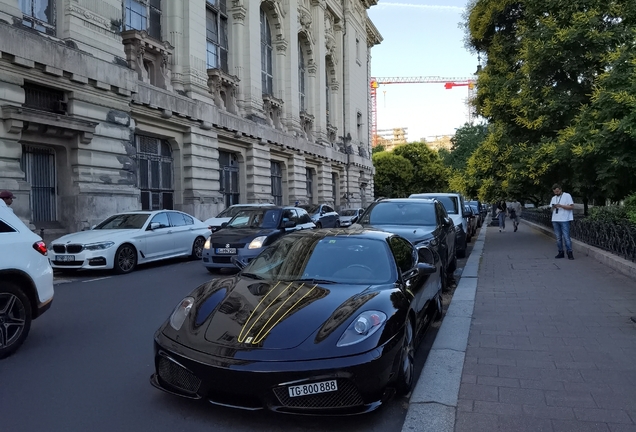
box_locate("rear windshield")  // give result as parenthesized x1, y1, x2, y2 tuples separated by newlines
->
(361, 202, 436, 226)
(425, 196, 459, 215)
(299, 204, 320, 213)
(340, 209, 358, 216)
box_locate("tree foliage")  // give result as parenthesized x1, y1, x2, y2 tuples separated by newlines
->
(392, 142, 449, 194)
(371, 151, 414, 198)
(463, 0, 636, 204)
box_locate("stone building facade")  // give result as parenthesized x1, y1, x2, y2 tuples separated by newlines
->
(0, 0, 381, 236)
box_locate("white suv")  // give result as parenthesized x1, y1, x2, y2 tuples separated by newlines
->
(0, 206, 54, 359)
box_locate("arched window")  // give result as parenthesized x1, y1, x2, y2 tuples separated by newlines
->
(260, 9, 273, 95)
(298, 44, 306, 111)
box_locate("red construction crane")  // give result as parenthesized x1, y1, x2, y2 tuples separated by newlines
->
(370, 76, 476, 147)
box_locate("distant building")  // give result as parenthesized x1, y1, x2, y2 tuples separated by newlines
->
(426, 135, 453, 152)
(373, 127, 407, 152)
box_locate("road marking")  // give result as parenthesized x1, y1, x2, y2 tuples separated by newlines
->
(82, 277, 112, 283)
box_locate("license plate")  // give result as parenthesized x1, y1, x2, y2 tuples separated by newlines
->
(288, 380, 338, 398)
(215, 248, 236, 254)
(56, 255, 75, 262)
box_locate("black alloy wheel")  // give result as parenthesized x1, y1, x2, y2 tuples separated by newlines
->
(315, 222, 322, 229)
(0, 282, 32, 359)
(191, 237, 205, 259)
(114, 244, 137, 274)
(396, 319, 415, 395)
(335, 220, 341, 228)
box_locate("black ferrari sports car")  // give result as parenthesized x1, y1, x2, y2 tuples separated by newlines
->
(151, 228, 443, 415)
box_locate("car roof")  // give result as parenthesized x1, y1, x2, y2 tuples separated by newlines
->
(375, 198, 437, 204)
(228, 203, 275, 207)
(410, 192, 461, 197)
(286, 227, 394, 241)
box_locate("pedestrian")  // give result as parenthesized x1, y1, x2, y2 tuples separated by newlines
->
(495, 199, 507, 232)
(508, 199, 522, 232)
(0, 190, 15, 208)
(550, 183, 575, 259)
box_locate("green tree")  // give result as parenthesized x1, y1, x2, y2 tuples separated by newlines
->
(443, 123, 488, 171)
(392, 142, 449, 195)
(372, 152, 414, 198)
(372, 144, 386, 154)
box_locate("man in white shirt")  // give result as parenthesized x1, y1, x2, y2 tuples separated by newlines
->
(508, 200, 522, 232)
(549, 184, 575, 260)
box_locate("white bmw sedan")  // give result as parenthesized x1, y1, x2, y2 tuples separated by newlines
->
(50, 210, 209, 274)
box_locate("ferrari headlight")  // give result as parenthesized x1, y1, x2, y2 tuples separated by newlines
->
(169, 297, 194, 331)
(204, 237, 211, 249)
(337, 311, 386, 347)
(84, 241, 115, 251)
(248, 236, 267, 249)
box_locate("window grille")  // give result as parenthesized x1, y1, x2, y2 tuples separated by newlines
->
(271, 162, 283, 205)
(23, 83, 66, 113)
(20, 0, 55, 35)
(135, 135, 173, 210)
(219, 151, 240, 207)
(260, 9, 273, 95)
(206, 1, 229, 71)
(306, 168, 313, 201)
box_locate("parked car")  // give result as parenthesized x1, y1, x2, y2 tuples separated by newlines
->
(468, 203, 483, 228)
(467, 200, 488, 222)
(202, 206, 315, 271)
(204, 203, 275, 232)
(299, 204, 340, 228)
(353, 198, 456, 289)
(464, 204, 478, 241)
(151, 228, 442, 414)
(408, 192, 469, 258)
(0, 206, 54, 359)
(338, 208, 365, 227)
(50, 210, 210, 274)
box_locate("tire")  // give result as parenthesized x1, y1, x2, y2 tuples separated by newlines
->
(457, 247, 466, 259)
(315, 222, 322, 229)
(0, 282, 32, 359)
(447, 254, 457, 274)
(335, 220, 340, 228)
(191, 236, 205, 259)
(433, 293, 443, 322)
(396, 319, 415, 395)
(206, 267, 218, 274)
(113, 243, 137, 274)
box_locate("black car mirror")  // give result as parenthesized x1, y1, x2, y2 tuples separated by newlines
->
(283, 220, 296, 229)
(417, 246, 436, 265)
(221, 222, 228, 228)
(231, 255, 247, 270)
(416, 262, 437, 276)
(350, 215, 359, 224)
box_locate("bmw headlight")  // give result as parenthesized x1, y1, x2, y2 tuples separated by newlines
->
(204, 237, 211, 249)
(337, 311, 387, 347)
(84, 241, 115, 251)
(169, 297, 194, 331)
(248, 236, 267, 249)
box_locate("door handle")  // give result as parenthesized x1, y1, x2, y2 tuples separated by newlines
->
(167, 230, 173, 234)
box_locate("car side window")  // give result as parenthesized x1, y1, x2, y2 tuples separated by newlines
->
(324, 205, 334, 213)
(297, 209, 312, 224)
(149, 212, 170, 229)
(282, 209, 299, 224)
(0, 220, 16, 233)
(168, 212, 186, 227)
(183, 214, 194, 225)
(389, 236, 417, 273)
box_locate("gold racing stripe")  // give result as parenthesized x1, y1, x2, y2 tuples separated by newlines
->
(253, 285, 317, 344)
(237, 281, 285, 343)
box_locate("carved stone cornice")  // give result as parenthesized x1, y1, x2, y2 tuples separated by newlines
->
(307, 59, 317, 76)
(207, 68, 240, 114)
(274, 39, 288, 53)
(66, 4, 111, 31)
(121, 30, 174, 91)
(230, 0, 247, 22)
(310, 0, 326, 10)
(2, 106, 97, 144)
(326, 124, 337, 143)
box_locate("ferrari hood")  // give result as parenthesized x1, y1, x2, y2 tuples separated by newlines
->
(200, 278, 370, 350)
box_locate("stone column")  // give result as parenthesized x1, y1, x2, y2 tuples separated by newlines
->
(182, 128, 222, 220)
(245, 141, 272, 202)
(310, 0, 328, 143)
(287, 152, 307, 205)
(317, 161, 334, 205)
(165, 0, 186, 92)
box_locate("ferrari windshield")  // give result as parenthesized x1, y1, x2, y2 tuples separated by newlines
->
(94, 213, 149, 230)
(361, 202, 436, 226)
(227, 208, 280, 229)
(242, 235, 394, 284)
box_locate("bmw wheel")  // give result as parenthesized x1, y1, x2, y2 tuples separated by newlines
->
(0, 282, 32, 359)
(114, 244, 137, 274)
(396, 319, 415, 395)
(191, 236, 205, 259)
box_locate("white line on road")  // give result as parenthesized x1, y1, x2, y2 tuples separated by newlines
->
(82, 277, 112, 283)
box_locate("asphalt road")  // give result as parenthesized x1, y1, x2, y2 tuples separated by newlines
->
(0, 236, 474, 432)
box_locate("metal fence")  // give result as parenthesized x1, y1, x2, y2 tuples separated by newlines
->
(522, 209, 636, 262)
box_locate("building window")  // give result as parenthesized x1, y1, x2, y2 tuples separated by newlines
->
(271, 162, 283, 206)
(325, 68, 330, 125)
(135, 135, 173, 210)
(298, 44, 306, 111)
(219, 151, 240, 207)
(356, 37, 360, 62)
(206, 1, 228, 72)
(124, 0, 161, 40)
(332, 172, 338, 201)
(23, 83, 66, 113)
(20, 0, 55, 35)
(260, 8, 273, 96)
(306, 168, 313, 202)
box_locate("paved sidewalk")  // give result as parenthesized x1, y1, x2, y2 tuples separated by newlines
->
(403, 219, 636, 432)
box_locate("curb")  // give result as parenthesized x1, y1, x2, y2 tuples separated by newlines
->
(400, 220, 487, 432)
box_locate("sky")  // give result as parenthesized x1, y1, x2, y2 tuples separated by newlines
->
(367, 1, 479, 142)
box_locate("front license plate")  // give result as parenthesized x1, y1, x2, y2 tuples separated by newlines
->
(56, 255, 75, 262)
(288, 380, 338, 398)
(215, 248, 236, 254)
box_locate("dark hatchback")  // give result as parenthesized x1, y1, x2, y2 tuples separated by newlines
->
(151, 229, 443, 415)
(353, 198, 457, 289)
(202, 206, 315, 271)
